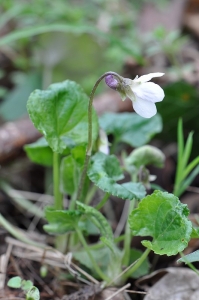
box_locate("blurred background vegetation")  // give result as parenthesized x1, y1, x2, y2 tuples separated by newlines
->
(0, 0, 198, 144)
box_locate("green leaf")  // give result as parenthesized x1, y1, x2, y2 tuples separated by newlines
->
(78, 219, 100, 235)
(7, 276, 22, 288)
(129, 249, 150, 279)
(177, 250, 199, 264)
(99, 112, 162, 147)
(76, 201, 113, 242)
(24, 137, 53, 166)
(73, 246, 122, 279)
(76, 201, 118, 254)
(26, 286, 40, 300)
(129, 191, 192, 256)
(181, 131, 193, 170)
(73, 248, 111, 276)
(71, 145, 86, 166)
(27, 80, 98, 153)
(191, 227, 199, 238)
(177, 165, 199, 197)
(21, 280, 33, 291)
(73, 248, 111, 273)
(87, 152, 146, 200)
(44, 207, 82, 234)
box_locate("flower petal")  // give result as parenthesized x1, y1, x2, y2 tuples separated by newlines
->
(134, 73, 164, 83)
(132, 97, 157, 118)
(132, 82, 164, 103)
(123, 83, 136, 101)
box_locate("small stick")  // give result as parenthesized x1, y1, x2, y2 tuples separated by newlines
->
(105, 283, 131, 300)
(107, 260, 137, 286)
(125, 290, 147, 294)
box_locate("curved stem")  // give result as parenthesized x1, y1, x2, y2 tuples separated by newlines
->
(76, 71, 123, 201)
(87, 72, 123, 156)
(75, 226, 109, 281)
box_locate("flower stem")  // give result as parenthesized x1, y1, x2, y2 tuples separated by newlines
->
(95, 193, 110, 210)
(76, 71, 123, 201)
(75, 226, 109, 281)
(53, 151, 62, 209)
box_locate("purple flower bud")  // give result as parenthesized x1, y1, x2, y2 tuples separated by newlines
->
(105, 75, 119, 90)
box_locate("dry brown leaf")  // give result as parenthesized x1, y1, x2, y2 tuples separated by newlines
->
(138, 267, 199, 300)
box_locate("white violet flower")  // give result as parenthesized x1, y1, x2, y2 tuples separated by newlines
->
(105, 73, 165, 118)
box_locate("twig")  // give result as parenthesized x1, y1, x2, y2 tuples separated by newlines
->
(105, 283, 131, 300)
(25, 258, 54, 296)
(9, 255, 24, 279)
(0, 298, 25, 300)
(0, 243, 12, 289)
(64, 252, 99, 285)
(6, 238, 99, 285)
(9, 189, 54, 203)
(186, 186, 199, 193)
(107, 260, 137, 286)
(125, 290, 147, 295)
(28, 202, 45, 232)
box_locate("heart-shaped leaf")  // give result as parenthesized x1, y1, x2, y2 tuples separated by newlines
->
(27, 80, 98, 153)
(87, 152, 146, 200)
(129, 191, 192, 256)
(7, 276, 22, 288)
(99, 112, 162, 147)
